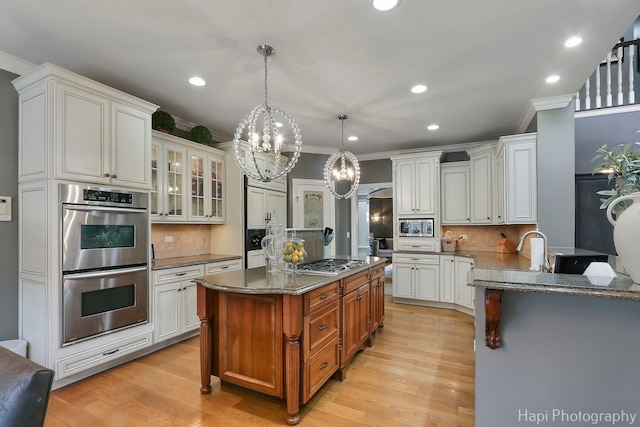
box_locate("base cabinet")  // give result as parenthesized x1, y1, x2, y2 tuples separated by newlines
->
(369, 264, 385, 333)
(392, 254, 440, 301)
(454, 257, 475, 311)
(153, 265, 205, 343)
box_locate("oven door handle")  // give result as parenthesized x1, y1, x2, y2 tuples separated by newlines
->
(63, 265, 148, 280)
(63, 205, 147, 214)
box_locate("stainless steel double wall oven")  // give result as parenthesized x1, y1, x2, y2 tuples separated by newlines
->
(60, 184, 149, 345)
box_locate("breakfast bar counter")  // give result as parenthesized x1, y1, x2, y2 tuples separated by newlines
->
(470, 264, 640, 426)
(194, 257, 387, 426)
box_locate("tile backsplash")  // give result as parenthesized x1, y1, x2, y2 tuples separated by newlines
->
(151, 224, 212, 259)
(441, 224, 537, 258)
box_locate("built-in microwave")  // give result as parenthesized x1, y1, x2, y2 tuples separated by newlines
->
(399, 218, 434, 237)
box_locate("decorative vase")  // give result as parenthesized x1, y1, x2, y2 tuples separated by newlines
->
(606, 192, 640, 283)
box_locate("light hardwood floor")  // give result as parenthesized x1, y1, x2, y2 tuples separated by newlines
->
(44, 296, 475, 426)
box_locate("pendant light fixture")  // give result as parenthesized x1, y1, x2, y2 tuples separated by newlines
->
(323, 115, 360, 199)
(233, 44, 302, 182)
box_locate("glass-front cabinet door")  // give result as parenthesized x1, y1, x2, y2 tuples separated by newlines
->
(188, 148, 225, 223)
(150, 136, 187, 222)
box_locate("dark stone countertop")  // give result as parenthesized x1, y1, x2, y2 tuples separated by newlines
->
(194, 256, 387, 296)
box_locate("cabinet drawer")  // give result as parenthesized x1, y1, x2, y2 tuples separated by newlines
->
(396, 239, 438, 252)
(303, 338, 339, 403)
(370, 264, 385, 280)
(393, 253, 439, 265)
(304, 301, 339, 360)
(205, 258, 241, 275)
(56, 332, 152, 379)
(342, 269, 370, 295)
(154, 265, 204, 286)
(304, 281, 339, 314)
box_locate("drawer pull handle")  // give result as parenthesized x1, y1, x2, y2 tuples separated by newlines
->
(220, 266, 228, 269)
(102, 348, 119, 356)
(319, 294, 328, 300)
(319, 362, 329, 370)
(357, 295, 362, 301)
(319, 323, 329, 331)
(176, 272, 187, 276)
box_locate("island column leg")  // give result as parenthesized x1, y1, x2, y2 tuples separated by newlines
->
(197, 283, 215, 394)
(283, 295, 303, 425)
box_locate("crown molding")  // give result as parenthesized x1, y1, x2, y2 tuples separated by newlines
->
(530, 94, 575, 111)
(173, 116, 232, 142)
(0, 51, 36, 76)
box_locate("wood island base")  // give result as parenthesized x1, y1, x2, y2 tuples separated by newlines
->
(195, 261, 386, 425)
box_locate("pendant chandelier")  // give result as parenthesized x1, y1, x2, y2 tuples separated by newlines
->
(323, 115, 360, 199)
(233, 45, 302, 182)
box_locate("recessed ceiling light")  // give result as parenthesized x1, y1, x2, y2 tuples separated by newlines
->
(546, 75, 560, 83)
(348, 136, 358, 141)
(565, 36, 583, 48)
(427, 124, 439, 131)
(373, 0, 400, 11)
(189, 76, 206, 86)
(411, 84, 428, 94)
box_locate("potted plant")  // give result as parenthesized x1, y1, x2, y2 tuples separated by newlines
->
(593, 142, 640, 284)
(152, 110, 175, 134)
(190, 125, 213, 146)
(593, 143, 640, 215)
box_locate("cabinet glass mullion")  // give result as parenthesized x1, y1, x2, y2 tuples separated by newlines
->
(151, 145, 159, 215)
(210, 159, 223, 218)
(167, 149, 183, 216)
(191, 155, 205, 217)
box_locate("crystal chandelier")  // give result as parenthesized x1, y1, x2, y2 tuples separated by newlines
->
(323, 115, 360, 199)
(233, 45, 302, 182)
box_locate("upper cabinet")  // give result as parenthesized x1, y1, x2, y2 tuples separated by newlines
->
(393, 153, 441, 217)
(440, 162, 470, 224)
(230, 140, 288, 193)
(151, 131, 226, 224)
(12, 63, 158, 189)
(468, 145, 494, 224)
(496, 133, 537, 224)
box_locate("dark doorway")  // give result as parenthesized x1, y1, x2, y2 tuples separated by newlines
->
(575, 174, 615, 255)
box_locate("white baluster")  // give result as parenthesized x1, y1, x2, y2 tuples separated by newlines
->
(606, 57, 612, 107)
(629, 44, 635, 104)
(575, 90, 581, 111)
(584, 78, 590, 110)
(617, 46, 624, 105)
(595, 65, 602, 108)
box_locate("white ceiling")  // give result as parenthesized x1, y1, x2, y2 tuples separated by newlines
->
(0, 1, 639, 158)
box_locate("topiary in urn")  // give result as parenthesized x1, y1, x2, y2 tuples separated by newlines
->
(152, 110, 176, 134)
(190, 125, 213, 146)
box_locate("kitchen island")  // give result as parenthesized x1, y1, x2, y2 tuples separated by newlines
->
(194, 257, 387, 425)
(471, 266, 640, 426)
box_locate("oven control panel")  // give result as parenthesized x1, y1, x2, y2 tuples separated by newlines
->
(83, 189, 133, 204)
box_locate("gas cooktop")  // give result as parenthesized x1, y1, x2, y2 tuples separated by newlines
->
(297, 258, 365, 276)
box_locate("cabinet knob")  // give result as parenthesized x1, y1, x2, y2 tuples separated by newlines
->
(112, 174, 118, 179)
(104, 173, 110, 177)
(177, 288, 182, 292)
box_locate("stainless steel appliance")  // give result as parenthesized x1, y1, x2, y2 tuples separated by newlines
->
(398, 218, 434, 237)
(297, 258, 365, 276)
(60, 184, 149, 345)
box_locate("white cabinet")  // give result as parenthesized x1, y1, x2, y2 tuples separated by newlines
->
(232, 140, 288, 192)
(468, 145, 494, 224)
(13, 63, 157, 188)
(392, 253, 440, 301)
(152, 265, 204, 343)
(496, 133, 537, 224)
(151, 131, 226, 224)
(205, 258, 242, 275)
(247, 249, 266, 268)
(246, 185, 287, 229)
(188, 147, 225, 223)
(392, 154, 440, 216)
(151, 138, 188, 221)
(454, 257, 475, 311)
(440, 162, 470, 224)
(439, 255, 455, 304)
(395, 238, 438, 252)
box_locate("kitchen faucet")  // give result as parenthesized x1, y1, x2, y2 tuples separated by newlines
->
(516, 229, 551, 272)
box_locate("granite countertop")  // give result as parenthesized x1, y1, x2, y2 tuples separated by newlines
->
(152, 253, 242, 270)
(194, 256, 387, 296)
(471, 266, 640, 300)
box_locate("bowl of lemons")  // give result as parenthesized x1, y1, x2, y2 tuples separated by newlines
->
(283, 239, 307, 273)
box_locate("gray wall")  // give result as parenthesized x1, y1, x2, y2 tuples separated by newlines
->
(360, 158, 392, 184)
(537, 101, 575, 248)
(0, 69, 19, 340)
(475, 288, 640, 426)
